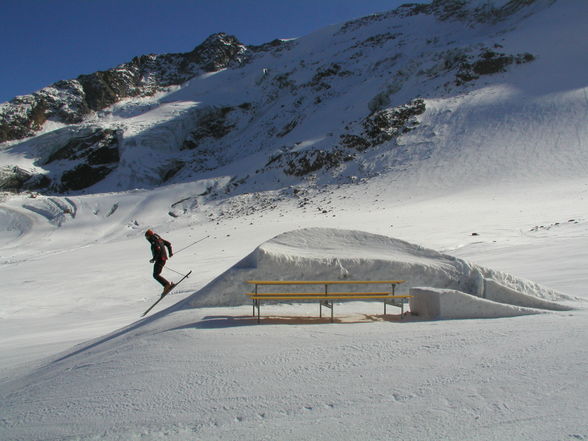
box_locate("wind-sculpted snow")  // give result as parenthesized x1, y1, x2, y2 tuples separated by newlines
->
(409, 287, 544, 320)
(182, 228, 574, 317)
(0, 206, 33, 242)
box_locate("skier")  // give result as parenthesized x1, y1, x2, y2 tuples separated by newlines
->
(145, 229, 175, 295)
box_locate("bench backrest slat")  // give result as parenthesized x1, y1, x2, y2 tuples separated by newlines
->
(248, 295, 411, 300)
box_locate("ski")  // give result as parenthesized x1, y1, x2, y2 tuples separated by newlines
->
(141, 270, 192, 317)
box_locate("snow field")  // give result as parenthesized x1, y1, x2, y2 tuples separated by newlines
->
(1, 177, 587, 440)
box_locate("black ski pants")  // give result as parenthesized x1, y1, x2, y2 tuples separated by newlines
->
(152, 260, 170, 287)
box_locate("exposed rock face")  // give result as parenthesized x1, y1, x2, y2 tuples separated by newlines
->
(282, 150, 354, 177)
(0, 95, 53, 142)
(0, 33, 248, 143)
(0, 128, 121, 193)
(0, 166, 35, 191)
(45, 128, 119, 165)
(362, 99, 426, 146)
(0, 166, 52, 192)
(50, 128, 121, 191)
(59, 163, 112, 191)
(265, 98, 427, 178)
(181, 107, 237, 151)
(180, 33, 248, 73)
(337, 98, 427, 152)
(456, 48, 535, 85)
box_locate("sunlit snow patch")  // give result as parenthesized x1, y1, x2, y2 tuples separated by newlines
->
(180, 228, 574, 319)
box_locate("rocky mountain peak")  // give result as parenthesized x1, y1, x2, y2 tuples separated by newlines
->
(184, 32, 248, 72)
(0, 33, 247, 143)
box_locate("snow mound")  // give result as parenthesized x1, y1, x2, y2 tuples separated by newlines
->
(181, 228, 574, 318)
(0, 206, 33, 242)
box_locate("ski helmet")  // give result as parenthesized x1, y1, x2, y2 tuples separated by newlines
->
(145, 229, 154, 237)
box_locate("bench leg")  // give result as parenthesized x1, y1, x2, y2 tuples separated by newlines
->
(320, 301, 334, 322)
(252, 299, 261, 324)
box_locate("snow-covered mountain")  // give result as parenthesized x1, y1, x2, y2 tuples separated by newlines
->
(2, 0, 586, 199)
(1, 1, 588, 440)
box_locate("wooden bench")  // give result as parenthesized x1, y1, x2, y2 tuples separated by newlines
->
(245, 280, 411, 323)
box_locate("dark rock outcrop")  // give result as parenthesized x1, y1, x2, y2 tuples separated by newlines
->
(60, 164, 113, 191)
(456, 49, 535, 85)
(362, 99, 426, 146)
(45, 128, 119, 165)
(278, 149, 354, 177)
(0, 166, 34, 191)
(0, 166, 51, 192)
(181, 106, 237, 150)
(48, 128, 121, 191)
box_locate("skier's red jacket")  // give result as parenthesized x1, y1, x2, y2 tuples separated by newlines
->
(148, 233, 173, 262)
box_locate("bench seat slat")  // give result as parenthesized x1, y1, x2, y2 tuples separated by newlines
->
(248, 291, 393, 296)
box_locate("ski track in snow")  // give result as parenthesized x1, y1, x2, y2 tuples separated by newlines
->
(1, 306, 587, 441)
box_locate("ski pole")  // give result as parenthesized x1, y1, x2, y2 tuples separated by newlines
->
(164, 266, 189, 277)
(173, 235, 210, 255)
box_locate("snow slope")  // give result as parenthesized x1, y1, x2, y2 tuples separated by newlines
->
(1, 181, 587, 441)
(1, 0, 588, 440)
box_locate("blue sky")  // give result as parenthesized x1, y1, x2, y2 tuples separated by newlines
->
(0, 0, 407, 103)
